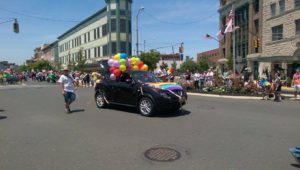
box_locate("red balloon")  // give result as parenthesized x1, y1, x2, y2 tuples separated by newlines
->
(109, 67, 116, 73)
(169, 68, 174, 73)
(113, 69, 121, 77)
(137, 61, 144, 69)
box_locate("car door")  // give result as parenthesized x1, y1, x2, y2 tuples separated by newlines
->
(106, 80, 119, 102)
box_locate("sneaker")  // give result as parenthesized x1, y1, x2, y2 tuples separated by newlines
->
(65, 108, 71, 114)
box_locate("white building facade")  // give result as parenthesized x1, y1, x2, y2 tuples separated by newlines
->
(58, 0, 132, 67)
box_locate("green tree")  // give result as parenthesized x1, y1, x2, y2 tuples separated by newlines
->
(180, 58, 199, 72)
(75, 48, 86, 72)
(140, 50, 160, 71)
(19, 64, 29, 72)
(198, 57, 209, 71)
(28, 60, 53, 71)
(227, 55, 233, 71)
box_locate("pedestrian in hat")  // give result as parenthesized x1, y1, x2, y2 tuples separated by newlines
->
(57, 67, 77, 113)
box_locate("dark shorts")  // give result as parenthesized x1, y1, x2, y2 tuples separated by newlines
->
(64, 92, 76, 104)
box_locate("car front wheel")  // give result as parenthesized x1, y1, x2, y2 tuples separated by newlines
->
(139, 97, 154, 117)
(95, 90, 107, 108)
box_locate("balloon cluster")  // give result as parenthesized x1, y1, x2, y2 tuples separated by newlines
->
(107, 53, 149, 80)
(167, 67, 174, 75)
(259, 79, 271, 87)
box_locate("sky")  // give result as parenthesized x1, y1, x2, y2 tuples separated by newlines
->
(0, 0, 219, 65)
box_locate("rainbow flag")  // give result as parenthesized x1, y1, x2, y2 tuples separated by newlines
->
(146, 83, 183, 91)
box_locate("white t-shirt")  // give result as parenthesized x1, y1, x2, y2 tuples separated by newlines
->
(58, 74, 75, 92)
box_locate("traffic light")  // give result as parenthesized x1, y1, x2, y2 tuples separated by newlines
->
(253, 39, 258, 48)
(179, 42, 184, 53)
(13, 19, 19, 33)
(257, 38, 260, 48)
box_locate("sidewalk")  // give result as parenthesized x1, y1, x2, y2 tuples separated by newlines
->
(187, 86, 297, 100)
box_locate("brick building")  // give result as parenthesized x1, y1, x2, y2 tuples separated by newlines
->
(258, 0, 300, 78)
(197, 48, 221, 67)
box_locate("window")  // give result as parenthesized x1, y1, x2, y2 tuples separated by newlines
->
(271, 3, 276, 17)
(84, 34, 87, 43)
(296, 19, 300, 35)
(296, 0, 300, 8)
(272, 25, 283, 41)
(254, 0, 260, 12)
(103, 45, 108, 56)
(128, 20, 131, 33)
(120, 19, 126, 33)
(111, 42, 117, 54)
(254, 19, 259, 34)
(121, 42, 126, 53)
(120, 10, 126, 16)
(111, 19, 116, 32)
(279, 0, 285, 13)
(111, 10, 116, 16)
(88, 32, 90, 42)
(97, 27, 100, 39)
(94, 29, 97, 40)
(102, 24, 107, 36)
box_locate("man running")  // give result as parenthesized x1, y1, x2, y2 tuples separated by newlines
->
(58, 67, 77, 113)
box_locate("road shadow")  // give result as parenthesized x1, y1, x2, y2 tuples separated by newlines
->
(153, 109, 191, 118)
(0, 116, 7, 120)
(69, 109, 85, 114)
(107, 105, 138, 115)
(107, 105, 191, 118)
(291, 164, 300, 168)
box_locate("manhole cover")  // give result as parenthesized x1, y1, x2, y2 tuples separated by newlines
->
(144, 147, 181, 162)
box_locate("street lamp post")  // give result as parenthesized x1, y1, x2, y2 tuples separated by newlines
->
(136, 6, 144, 57)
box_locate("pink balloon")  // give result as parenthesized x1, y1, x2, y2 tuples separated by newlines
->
(113, 60, 120, 68)
(110, 74, 116, 80)
(108, 59, 114, 67)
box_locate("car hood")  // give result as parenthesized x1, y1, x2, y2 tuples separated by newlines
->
(145, 82, 183, 91)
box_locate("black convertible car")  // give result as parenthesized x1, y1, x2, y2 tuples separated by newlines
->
(94, 61, 187, 116)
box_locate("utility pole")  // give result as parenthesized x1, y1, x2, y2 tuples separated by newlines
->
(136, 6, 144, 57)
(144, 40, 146, 53)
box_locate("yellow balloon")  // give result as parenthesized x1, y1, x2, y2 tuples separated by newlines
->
(120, 65, 126, 72)
(114, 55, 120, 61)
(136, 58, 140, 63)
(133, 65, 139, 71)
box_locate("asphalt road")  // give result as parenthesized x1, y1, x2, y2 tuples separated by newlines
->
(0, 82, 300, 170)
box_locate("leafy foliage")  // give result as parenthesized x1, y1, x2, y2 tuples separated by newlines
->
(140, 50, 160, 71)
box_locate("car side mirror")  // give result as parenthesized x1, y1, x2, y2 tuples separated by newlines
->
(126, 79, 133, 84)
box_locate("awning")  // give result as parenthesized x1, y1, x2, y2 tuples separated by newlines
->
(257, 55, 294, 62)
(217, 58, 228, 64)
(246, 53, 261, 61)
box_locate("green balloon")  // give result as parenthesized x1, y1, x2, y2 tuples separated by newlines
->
(120, 59, 126, 65)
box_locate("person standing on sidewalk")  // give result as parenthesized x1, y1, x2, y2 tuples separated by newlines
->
(58, 67, 77, 113)
(292, 68, 300, 99)
(193, 71, 200, 91)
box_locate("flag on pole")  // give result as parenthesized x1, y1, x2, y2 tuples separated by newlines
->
(216, 30, 225, 41)
(224, 9, 239, 33)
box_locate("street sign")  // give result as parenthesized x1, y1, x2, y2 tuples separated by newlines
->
(236, 56, 242, 63)
(236, 63, 244, 73)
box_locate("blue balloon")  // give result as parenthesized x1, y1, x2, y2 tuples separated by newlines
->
(120, 53, 127, 59)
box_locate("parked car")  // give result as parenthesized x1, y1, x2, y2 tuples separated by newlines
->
(94, 62, 187, 116)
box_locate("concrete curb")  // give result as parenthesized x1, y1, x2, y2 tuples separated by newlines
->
(187, 93, 262, 100)
(187, 92, 295, 100)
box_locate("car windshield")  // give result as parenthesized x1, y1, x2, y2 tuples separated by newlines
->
(132, 71, 161, 83)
